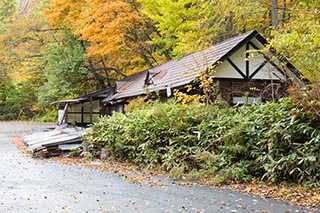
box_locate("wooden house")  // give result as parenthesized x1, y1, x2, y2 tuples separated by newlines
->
(52, 88, 114, 126)
(54, 30, 305, 125)
(103, 30, 304, 111)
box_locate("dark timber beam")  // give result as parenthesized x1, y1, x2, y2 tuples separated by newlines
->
(249, 60, 268, 79)
(90, 97, 93, 124)
(249, 41, 306, 86)
(246, 43, 250, 79)
(227, 58, 246, 79)
(248, 41, 284, 75)
(81, 102, 84, 124)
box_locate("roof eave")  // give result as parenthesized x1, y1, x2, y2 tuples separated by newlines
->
(51, 98, 87, 105)
(217, 30, 258, 63)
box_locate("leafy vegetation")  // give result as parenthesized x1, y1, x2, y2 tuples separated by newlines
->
(0, 0, 318, 120)
(85, 98, 320, 185)
(0, 0, 317, 188)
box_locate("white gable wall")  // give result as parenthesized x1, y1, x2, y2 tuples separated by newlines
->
(250, 37, 265, 49)
(214, 37, 287, 81)
(229, 45, 246, 71)
(250, 59, 286, 80)
(215, 59, 244, 78)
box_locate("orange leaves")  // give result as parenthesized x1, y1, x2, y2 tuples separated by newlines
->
(76, 0, 143, 58)
(44, 0, 154, 76)
(43, 0, 84, 29)
(45, 0, 143, 58)
(224, 183, 320, 209)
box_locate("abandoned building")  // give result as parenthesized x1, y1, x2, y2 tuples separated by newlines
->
(54, 30, 305, 126)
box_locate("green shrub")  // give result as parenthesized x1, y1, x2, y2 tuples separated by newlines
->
(85, 97, 320, 185)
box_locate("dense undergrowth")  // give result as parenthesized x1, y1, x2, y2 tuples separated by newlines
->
(85, 98, 320, 185)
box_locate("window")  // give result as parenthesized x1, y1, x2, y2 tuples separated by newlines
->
(232, 96, 261, 105)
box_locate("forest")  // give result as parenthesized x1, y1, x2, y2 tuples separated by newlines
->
(0, 0, 318, 120)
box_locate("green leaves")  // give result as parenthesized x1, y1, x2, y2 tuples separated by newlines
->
(138, 0, 268, 57)
(0, 0, 16, 26)
(269, 0, 320, 83)
(85, 98, 320, 185)
(0, 74, 22, 120)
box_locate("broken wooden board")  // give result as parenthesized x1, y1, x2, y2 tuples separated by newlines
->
(27, 132, 85, 148)
(23, 126, 83, 144)
(58, 144, 82, 151)
(23, 125, 87, 156)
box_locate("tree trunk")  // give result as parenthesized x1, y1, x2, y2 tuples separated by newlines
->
(271, 0, 279, 30)
(19, 0, 30, 14)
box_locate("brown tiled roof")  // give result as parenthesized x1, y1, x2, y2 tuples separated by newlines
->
(104, 30, 258, 102)
(103, 70, 149, 102)
(52, 88, 114, 104)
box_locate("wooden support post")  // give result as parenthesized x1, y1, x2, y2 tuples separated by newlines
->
(90, 97, 93, 124)
(58, 103, 69, 126)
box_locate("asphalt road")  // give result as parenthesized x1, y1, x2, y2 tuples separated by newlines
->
(0, 122, 318, 213)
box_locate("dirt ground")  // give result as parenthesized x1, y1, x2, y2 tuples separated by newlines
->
(0, 121, 319, 213)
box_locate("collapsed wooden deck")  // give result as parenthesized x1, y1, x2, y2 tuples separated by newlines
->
(23, 125, 87, 157)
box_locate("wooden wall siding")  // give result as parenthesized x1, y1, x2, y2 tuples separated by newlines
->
(65, 99, 101, 126)
(103, 102, 126, 116)
(219, 79, 288, 104)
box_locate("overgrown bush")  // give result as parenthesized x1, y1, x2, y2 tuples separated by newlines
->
(85, 98, 320, 185)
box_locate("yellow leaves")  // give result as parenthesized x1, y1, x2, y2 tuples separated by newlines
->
(174, 89, 202, 107)
(174, 66, 219, 106)
(44, 0, 84, 29)
(186, 85, 193, 92)
(0, 3, 52, 83)
(78, 2, 143, 57)
(199, 75, 213, 93)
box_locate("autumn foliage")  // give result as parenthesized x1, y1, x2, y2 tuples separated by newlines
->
(45, 0, 141, 58)
(0, 0, 318, 119)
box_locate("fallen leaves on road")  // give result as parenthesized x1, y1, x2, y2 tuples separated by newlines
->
(52, 156, 166, 186)
(224, 183, 320, 209)
(12, 137, 320, 210)
(10, 138, 33, 157)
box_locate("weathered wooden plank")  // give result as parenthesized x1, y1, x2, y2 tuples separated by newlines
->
(24, 126, 87, 156)
(25, 131, 85, 146)
(28, 135, 83, 151)
(58, 144, 82, 151)
(23, 129, 63, 143)
(42, 138, 83, 148)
